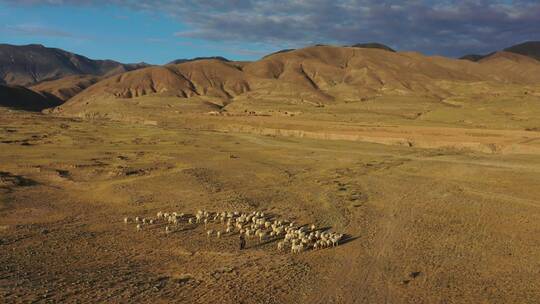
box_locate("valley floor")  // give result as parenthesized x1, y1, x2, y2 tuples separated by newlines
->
(1, 109, 540, 303)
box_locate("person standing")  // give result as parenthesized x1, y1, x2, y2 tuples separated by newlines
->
(239, 233, 246, 250)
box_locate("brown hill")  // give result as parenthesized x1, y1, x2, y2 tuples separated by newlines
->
(30, 75, 100, 101)
(58, 45, 540, 114)
(243, 46, 484, 101)
(475, 51, 540, 83)
(0, 84, 62, 111)
(0, 44, 148, 86)
(66, 59, 250, 102)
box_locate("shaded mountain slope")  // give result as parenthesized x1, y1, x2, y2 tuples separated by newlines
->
(0, 44, 148, 86)
(504, 41, 540, 61)
(30, 75, 100, 102)
(461, 41, 540, 62)
(0, 84, 62, 111)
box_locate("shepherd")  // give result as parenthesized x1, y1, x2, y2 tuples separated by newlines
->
(239, 233, 246, 250)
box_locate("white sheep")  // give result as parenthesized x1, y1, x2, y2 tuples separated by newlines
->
(126, 209, 346, 253)
(331, 234, 343, 247)
(291, 244, 304, 254)
(258, 231, 267, 242)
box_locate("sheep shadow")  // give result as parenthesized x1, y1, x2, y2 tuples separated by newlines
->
(153, 222, 199, 234)
(251, 233, 358, 251)
(171, 225, 199, 233)
(338, 234, 358, 246)
(246, 236, 283, 249)
(314, 226, 332, 232)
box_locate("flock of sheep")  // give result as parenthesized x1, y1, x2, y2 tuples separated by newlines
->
(124, 209, 346, 253)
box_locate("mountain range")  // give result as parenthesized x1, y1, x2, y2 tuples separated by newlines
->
(1, 41, 540, 112)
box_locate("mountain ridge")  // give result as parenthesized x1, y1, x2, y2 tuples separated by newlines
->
(0, 43, 149, 86)
(460, 41, 540, 62)
(3, 41, 540, 112)
(167, 56, 231, 65)
(56, 44, 540, 114)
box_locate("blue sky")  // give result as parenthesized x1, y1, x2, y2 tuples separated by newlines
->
(0, 1, 539, 64)
(0, 1, 280, 63)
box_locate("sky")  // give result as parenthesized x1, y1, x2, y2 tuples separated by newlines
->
(0, 0, 539, 64)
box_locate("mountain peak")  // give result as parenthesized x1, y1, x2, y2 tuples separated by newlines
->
(349, 42, 396, 52)
(167, 56, 230, 65)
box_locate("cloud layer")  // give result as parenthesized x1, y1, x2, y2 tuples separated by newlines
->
(2, 0, 540, 56)
(1, 24, 76, 37)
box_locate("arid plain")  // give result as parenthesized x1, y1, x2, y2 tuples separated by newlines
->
(1, 44, 540, 303)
